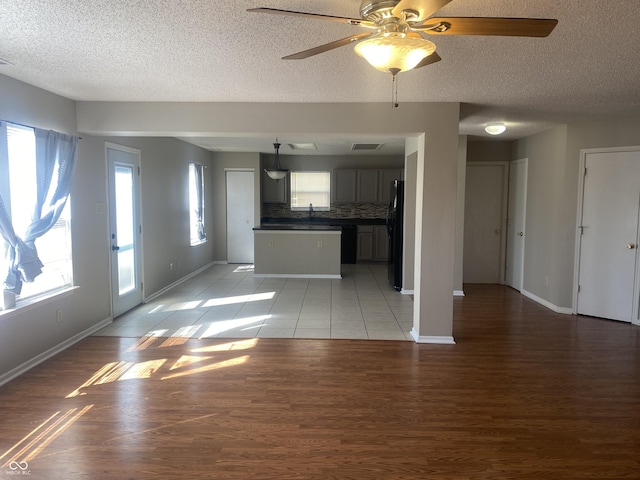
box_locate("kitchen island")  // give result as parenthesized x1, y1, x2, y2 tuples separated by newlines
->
(253, 225, 341, 278)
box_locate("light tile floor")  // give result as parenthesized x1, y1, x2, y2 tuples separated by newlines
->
(94, 263, 413, 341)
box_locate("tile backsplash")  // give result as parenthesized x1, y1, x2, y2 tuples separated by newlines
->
(262, 203, 387, 220)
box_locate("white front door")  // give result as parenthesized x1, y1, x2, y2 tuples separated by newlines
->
(226, 170, 255, 264)
(463, 163, 508, 283)
(107, 143, 143, 318)
(577, 149, 640, 322)
(505, 159, 528, 291)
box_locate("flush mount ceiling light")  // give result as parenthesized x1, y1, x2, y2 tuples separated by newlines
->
(485, 123, 507, 135)
(264, 139, 288, 181)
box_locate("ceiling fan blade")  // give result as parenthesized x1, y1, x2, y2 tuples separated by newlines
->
(247, 8, 374, 27)
(392, 0, 453, 21)
(420, 17, 558, 37)
(282, 33, 372, 60)
(414, 52, 442, 69)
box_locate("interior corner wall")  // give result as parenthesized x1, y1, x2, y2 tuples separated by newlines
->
(0, 74, 108, 384)
(402, 148, 418, 292)
(211, 151, 261, 263)
(514, 125, 568, 308)
(513, 117, 640, 312)
(91, 136, 214, 297)
(467, 139, 514, 163)
(453, 135, 467, 294)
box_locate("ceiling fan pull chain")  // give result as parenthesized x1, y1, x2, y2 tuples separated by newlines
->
(392, 74, 399, 108)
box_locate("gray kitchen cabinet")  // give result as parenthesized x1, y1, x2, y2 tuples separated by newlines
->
(358, 225, 388, 262)
(356, 170, 379, 203)
(373, 225, 389, 261)
(378, 169, 402, 204)
(334, 168, 402, 204)
(333, 169, 357, 203)
(262, 170, 288, 203)
(357, 226, 374, 261)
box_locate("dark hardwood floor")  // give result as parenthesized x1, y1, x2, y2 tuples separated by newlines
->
(1, 285, 638, 479)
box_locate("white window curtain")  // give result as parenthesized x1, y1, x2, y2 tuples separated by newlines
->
(0, 123, 78, 294)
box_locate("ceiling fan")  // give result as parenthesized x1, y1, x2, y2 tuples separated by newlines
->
(248, 0, 558, 76)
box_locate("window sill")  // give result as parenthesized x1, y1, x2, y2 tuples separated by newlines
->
(0, 286, 79, 320)
(190, 240, 207, 247)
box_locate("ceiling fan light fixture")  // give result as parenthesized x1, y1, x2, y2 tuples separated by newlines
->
(354, 33, 436, 74)
(264, 139, 289, 181)
(485, 123, 507, 135)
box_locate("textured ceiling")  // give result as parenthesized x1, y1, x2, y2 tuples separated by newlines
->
(1, 0, 639, 154)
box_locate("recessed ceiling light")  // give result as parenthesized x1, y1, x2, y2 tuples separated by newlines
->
(485, 123, 507, 135)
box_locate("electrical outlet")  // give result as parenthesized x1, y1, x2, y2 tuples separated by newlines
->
(318, 240, 323, 248)
(169, 262, 174, 271)
(268, 240, 274, 247)
(56, 308, 62, 324)
(544, 276, 549, 286)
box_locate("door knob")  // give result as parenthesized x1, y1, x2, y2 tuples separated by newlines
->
(628, 243, 636, 249)
(517, 232, 524, 237)
(112, 245, 120, 251)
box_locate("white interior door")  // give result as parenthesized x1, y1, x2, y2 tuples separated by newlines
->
(226, 170, 255, 264)
(107, 143, 142, 318)
(506, 159, 528, 291)
(463, 163, 508, 284)
(577, 150, 640, 322)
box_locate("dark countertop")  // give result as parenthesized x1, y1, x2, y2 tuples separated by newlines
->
(253, 224, 341, 231)
(260, 217, 386, 227)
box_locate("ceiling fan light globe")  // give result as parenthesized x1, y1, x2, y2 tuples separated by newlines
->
(485, 123, 507, 135)
(354, 34, 435, 74)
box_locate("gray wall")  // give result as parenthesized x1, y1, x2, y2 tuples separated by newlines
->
(0, 76, 214, 384)
(211, 152, 261, 263)
(513, 119, 640, 311)
(75, 100, 462, 342)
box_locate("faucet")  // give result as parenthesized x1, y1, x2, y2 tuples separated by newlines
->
(309, 203, 314, 222)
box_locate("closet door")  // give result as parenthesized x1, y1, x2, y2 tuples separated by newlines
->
(577, 149, 640, 322)
(463, 163, 508, 284)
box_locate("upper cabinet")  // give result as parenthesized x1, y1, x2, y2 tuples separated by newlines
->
(262, 170, 288, 203)
(333, 169, 357, 203)
(357, 170, 379, 203)
(334, 168, 402, 204)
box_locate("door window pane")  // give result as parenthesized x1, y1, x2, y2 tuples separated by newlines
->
(115, 165, 136, 295)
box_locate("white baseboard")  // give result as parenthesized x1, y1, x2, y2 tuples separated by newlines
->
(453, 290, 465, 297)
(400, 289, 414, 295)
(144, 261, 216, 303)
(521, 289, 573, 315)
(410, 329, 456, 344)
(0, 317, 112, 387)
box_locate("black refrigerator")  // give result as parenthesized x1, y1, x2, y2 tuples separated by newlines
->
(387, 180, 404, 291)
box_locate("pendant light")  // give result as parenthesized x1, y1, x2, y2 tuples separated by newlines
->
(264, 139, 288, 181)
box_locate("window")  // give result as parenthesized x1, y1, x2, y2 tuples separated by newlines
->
(188, 163, 206, 246)
(0, 123, 73, 307)
(290, 171, 331, 211)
